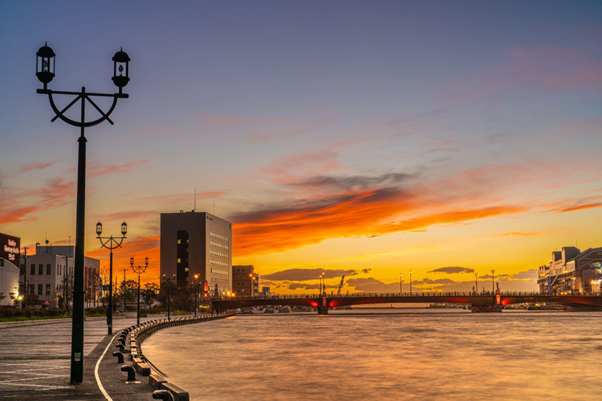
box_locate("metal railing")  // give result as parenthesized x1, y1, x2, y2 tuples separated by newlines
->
(212, 291, 602, 301)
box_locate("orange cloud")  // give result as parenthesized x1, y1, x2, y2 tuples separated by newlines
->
(0, 178, 76, 224)
(232, 181, 527, 257)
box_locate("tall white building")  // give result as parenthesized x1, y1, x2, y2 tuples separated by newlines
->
(160, 211, 232, 295)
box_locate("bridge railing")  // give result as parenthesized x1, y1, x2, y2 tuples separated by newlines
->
(212, 291, 601, 301)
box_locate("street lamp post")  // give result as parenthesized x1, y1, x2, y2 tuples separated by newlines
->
(399, 273, 402, 294)
(20, 247, 28, 309)
(194, 274, 199, 317)
(36, 43, 130, 385)
(130, 257, 148, 326)
(162, 273, 176, 321)
(96, 222, 127, 336)
(410, 270, 413, 295)
(475, 273, 479, 294)
(491, 270, 495, 293)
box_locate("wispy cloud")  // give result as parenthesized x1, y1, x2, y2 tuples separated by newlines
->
(262, 268, 357, 281)
(427, 267, 474, 274)
(88, 160, 149, 178)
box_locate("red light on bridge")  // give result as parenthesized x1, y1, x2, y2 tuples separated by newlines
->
(501, 299, 511, 306)
(329, 301, 338, 307)
(309, 301, 319, 307)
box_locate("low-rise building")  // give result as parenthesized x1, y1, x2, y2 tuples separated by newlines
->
(232, 265, 259, 296)
(20, 244, 100, 308)
(538, 247, 602, 294)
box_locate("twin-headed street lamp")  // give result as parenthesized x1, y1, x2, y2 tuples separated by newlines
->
(96, 221, 127, 335)
(130, 257, 148, 326)
(36, 42, 130, 384)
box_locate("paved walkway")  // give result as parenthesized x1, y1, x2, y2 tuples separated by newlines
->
(0, 315, 164, 400)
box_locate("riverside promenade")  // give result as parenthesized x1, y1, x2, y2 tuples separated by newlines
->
(0, 314, 189, 400)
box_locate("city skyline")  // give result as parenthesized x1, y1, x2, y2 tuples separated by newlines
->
(2, 1, 602, 294)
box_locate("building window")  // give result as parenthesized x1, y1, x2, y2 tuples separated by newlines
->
(31, 264, 35, 275)
(38, 264, 43, 275)
(210, 232, 229, 242)
(38, 284, 43, 295)
(46, 284, 51, 296)
(47, 264, 51, 275)
(210, 259, 229, 268)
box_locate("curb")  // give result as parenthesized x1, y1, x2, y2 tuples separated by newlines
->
(112, 314, 234, 400)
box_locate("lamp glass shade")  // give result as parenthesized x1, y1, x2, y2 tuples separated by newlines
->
(36, 43, 55, 84)
(121, 222, 127, 235)
(112, 49, 130, 88)
(130, 257, 134, 266)
(96, 222, 103, 236)
(145, 257, 149, 266)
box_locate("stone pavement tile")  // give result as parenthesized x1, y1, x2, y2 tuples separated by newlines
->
(0, 316, 162, 400)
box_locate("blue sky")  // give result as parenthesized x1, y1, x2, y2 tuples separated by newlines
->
(1, 1, 602, 292)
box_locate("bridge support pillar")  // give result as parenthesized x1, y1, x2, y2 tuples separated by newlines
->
(317, 307, 329, 315)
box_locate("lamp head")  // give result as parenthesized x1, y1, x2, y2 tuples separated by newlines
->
(121, 221, 127, 236)
(36, 42, 55, 85)
(96, 222, 103, 236)
(130, 257, 134, 266)
(145, 257, 149, 266)
(112, 48, 130, 89)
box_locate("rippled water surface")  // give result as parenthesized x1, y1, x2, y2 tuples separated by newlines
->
(142, 310, 602, 400)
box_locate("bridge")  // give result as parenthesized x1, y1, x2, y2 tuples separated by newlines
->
(211, 292, 602, 314)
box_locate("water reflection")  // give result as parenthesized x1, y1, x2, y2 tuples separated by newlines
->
(142, 310, 602, 400)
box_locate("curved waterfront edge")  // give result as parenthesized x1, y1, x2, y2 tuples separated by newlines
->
(120, 314, 234, 400)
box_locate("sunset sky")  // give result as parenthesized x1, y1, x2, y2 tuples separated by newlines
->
(1, 1, 602, 294)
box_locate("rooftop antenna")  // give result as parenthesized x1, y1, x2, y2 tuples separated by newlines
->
(194, 187, 197, 212)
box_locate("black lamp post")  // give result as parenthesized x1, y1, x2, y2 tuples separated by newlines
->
(96, 222, 127, 336)
(130, 257, 148, 326)
(162, 273, 176, 321)
(19, 247, 28, 309)
(475, 273, 479, 294)
(194, 274, 199, 317)
(36, 43, 130, 385)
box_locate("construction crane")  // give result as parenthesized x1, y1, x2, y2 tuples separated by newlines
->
(337, 275, 345, 296)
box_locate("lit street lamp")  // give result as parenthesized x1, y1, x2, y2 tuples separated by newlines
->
(36, 43, 130, 384)
(194, 274, 199, 317)
(96, 221, 127, 335)
(130, 257, 148, 326)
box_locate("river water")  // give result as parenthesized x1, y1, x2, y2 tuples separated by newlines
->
(142, 309, 602, 400)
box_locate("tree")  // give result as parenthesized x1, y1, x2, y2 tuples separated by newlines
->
(143, 282, 159, 308)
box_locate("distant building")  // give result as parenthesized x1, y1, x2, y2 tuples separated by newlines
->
(0, 258, 20, 306)
(160, 211, 232, 295)
(538, 247, 602, 294)
(232, 265, 259, 296)
(20, 244, 100, 307)
(0, 233, 21, 306)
